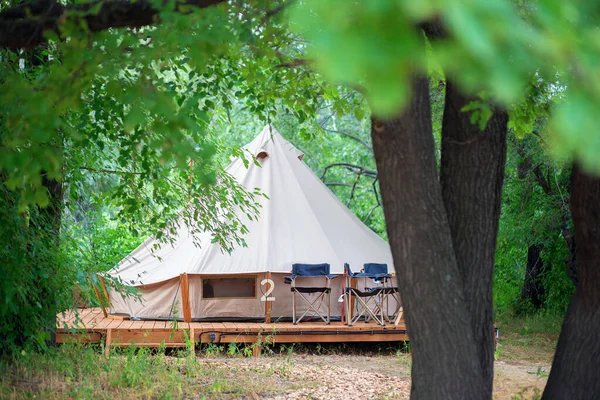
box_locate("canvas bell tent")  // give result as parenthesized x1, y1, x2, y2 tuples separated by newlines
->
(107, 125, 395, 321)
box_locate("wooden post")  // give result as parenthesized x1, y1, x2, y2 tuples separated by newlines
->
(180, 274, 192, 322)
(99, 276, 110, 307)
(265, 271, 272, 324)
(104, 328, 112, 356)
(93, 283, 108, 318)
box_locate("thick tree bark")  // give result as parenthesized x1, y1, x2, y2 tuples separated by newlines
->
(562, 227, 579, 286)
(543, 165, 600, 399)
(520, 244, 547, 309)
(0, 0, 226, 50)
(39, 174, 63, 238)
(439, 81, 508, 393)
(371, 77, 486, 399)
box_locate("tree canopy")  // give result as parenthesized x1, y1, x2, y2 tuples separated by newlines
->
(1, 0, 599, 398)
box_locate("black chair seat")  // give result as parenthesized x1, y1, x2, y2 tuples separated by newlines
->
(365, 287, 399, 295)
(292, 287, 332, 294)
(344, 287, 377, 297)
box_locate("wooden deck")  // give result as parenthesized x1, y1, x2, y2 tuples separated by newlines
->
(56, 308, 408, 355)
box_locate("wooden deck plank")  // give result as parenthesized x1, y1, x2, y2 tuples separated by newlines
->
(271, 322, 294, 332)
(233, 322, 252, 331)
(187, 322, 202, 330)
(222, 322, 238, 331)
(77, 309, 98, 328)
(90, 312, 112, 329)
(211, 322, 228, 332)
(128, 320, 146, 330)
(153, 321, 167, 329)
(188, 322, 212, 332)
(118, 320, 135, 330)
(55, 308, 409, 350)
(177, 322, 190, 331)
(80, 310, 105, 329)
(141, 320, 156, 330)
(57, 309, 77, 324)
(72, 309, 89, 324)
(106, 319, 125, 330)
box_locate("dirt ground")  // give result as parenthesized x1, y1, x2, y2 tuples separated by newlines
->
(2, 318, 557, 399)
(196, 353, 550, 399)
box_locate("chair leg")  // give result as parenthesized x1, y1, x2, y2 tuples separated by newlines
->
(351, 295, 384, 326)
(394, 307, 403, 325)
(379, 295, 386, 326)
(345, 292, 352, 326)
(295, 291, 329, 324)
(327, 291, 331, 324)
(388, 292, 402, 324)
(292, 290, 297, 325)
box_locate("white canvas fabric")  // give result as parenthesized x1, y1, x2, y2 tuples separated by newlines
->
(108, 125, 395, 319)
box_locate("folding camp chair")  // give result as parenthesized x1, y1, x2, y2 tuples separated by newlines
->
(284, 263, 338, 324)
(344, 263, 402, 326)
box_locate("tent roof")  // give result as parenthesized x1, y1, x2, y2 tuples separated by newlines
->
(109, 125, 393, 286)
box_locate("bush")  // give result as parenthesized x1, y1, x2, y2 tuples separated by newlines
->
(0, 187, 71, 353)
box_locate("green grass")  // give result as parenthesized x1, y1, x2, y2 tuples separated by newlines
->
(0, 312, 562, 399)
(0, 343, 290, 399)
(495, 310, 563, 363)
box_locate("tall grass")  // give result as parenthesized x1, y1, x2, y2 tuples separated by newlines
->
(0, 341, 286, 399)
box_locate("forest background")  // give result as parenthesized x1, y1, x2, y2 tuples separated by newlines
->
(0, 0, 596, 398)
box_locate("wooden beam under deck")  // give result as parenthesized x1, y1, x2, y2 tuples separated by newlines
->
(56, 308, 408, 354)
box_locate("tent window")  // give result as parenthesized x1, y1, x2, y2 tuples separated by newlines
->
(202, 277, 256, 299)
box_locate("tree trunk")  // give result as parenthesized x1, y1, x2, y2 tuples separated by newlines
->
(31, 173, 63, 345)
(520, 244, 547, 309)
(371, 77, 486, 399)
(561, 227, 578, 286)
(439, 81, 508, 393)
(543, 165, 600, 399)
(39, 173, 63, 237)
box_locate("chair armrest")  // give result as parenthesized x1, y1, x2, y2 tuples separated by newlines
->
(283, 275, 297, 284)
(374, 273, 392, 279)
(326, 274, 339, 280)
(350, 272, 391, 279)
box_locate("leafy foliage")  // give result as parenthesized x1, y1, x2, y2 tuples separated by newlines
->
(0, 0, 587, 357)
(0, 187, 69, 352)
(290, 0, 600, 172)
(494, 132, 575, 314)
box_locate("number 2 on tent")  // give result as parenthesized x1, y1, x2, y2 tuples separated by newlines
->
(261, 279, 275, 301)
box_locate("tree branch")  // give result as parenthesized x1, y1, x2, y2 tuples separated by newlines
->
(347, 168, 361, 207)
(532, 164, 552, 195)
(275, 58, 313, 68)
(324, 182, 352, 187)
(321, 162, 377, 180)
(364, 204, 380, 223)
(79, 166, 142, 175)
(323, 128, 373, 153)
(0, 0, 226, 49)
(260, 0, 296, 24)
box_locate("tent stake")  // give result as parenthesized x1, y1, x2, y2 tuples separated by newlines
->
(180, 274, 192, 322)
